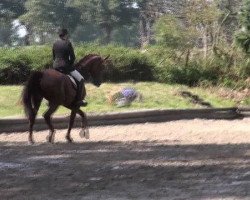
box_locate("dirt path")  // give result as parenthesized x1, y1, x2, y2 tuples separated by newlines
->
(0, 118, 249, 199)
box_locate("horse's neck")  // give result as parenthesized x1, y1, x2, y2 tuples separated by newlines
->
(76, 55, 100, 71)
(83, 55, 100, 66)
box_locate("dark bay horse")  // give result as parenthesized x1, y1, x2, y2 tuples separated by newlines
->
(22, 54, 109, 144)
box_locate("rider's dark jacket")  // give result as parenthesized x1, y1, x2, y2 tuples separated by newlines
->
(52, 38, 76, 74)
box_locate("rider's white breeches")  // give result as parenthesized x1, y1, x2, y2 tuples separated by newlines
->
(70, 70, 84, 82)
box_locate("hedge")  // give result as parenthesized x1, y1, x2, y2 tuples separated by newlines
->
(0, 44, 249, 88)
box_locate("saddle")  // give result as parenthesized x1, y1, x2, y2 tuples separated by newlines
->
(54, 67, 77, 88)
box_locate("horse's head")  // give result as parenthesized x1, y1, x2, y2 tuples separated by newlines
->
(75, 54, 110, 87)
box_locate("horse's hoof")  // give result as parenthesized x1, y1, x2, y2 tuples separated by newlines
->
(46, 136, 54, 144)
(79, 129, 89, 139)
(47, 131, 55, 143)
(66, 136, 73, 143)
(49, 140, 54, 144)
(29, 140, 34, 145)
(46, 135, 51, 142)
(79, 129, 84, 138)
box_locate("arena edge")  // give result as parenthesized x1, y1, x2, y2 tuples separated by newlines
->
(0, 108, 246, 133)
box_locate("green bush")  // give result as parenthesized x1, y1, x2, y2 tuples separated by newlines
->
(0, 46, 53, 84)
(238, 59, 250, 78)
(103, 51, 154, 82)
(0, 44, 248, 87)
(0, 53, 32, 84)
(0, 44, 155, 84)
(75, 44, 155, 82)
(155, 63, 220, 86)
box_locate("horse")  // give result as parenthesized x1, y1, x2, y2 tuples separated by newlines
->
(22, 54, 109, 144)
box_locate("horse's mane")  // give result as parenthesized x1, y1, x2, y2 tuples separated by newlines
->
(75, 54, 100, 68)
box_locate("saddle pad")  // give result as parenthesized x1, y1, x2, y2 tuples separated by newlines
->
(67, 75, 77, 88)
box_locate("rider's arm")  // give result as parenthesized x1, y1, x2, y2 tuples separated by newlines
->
(68, 42, 75, 65)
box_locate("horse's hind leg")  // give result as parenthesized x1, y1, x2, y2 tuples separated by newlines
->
(77, 109, 89, 139)
(28, 96, 42, 144)
(28, 110, 36, 144)
(66, 110, 77, 143)
(43, 104, 58, 143)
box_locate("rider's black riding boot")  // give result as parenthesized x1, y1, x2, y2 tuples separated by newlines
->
(75, 79, 88, 107)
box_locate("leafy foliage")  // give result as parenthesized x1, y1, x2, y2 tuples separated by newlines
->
(71, 0, 137, 44)
(154, 15, 197, 50)
(20, 0, 80, 35)
(235, 0, 250, 53)
(0, 45, 248, 89)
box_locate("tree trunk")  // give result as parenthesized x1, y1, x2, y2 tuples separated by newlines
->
(102, 24, 112, 44)
(40, 32, 46, 45)
(24, 24, 32, 46)
(203, 26, 208, 59)
(146, 20, 151, 45)
(139, 14, 150, 49)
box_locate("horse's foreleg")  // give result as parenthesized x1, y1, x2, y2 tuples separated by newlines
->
(66, 110, 76, 143)
(77, 109, 89, 139)
(43, 104, 58, 143)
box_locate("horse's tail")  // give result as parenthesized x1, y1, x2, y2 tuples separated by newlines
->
(22, 71, 43, 117)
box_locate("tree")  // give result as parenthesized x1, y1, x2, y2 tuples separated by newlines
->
(0, 23, 12, 46)
(0, 0, 26, 46)
(154, 15, 197, 50)
(183, 0, 221, 58)
(217, 0, 243, 44)
(19, 0, 80, 45)
(131, 0, 189, 48)
(0, 0, 26, 20)
(154, 14, 199, 66)
(71, 0, 137, 44)
(134, 0, 162, 48)
(235, 0, 250, 53)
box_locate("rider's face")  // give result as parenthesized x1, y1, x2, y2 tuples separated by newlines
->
(61, 34, 69, 40)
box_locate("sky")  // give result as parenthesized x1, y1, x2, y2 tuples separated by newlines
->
(13, 20, 27, 37)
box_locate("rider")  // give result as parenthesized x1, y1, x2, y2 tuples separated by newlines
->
(52, 28, 87, 107)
